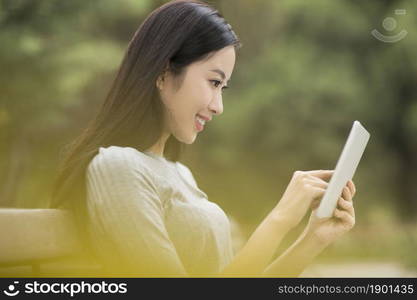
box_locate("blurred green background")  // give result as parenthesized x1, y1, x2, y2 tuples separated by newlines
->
(1, 0, 416, 276)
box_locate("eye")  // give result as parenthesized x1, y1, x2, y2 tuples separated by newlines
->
(210, 80, 229, 92)
(210, 80, 222, 88)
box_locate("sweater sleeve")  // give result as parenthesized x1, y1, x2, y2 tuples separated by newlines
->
(85, 147, 188, 276)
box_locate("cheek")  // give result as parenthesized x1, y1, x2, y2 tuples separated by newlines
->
(168, 80, 212, 123)
(189, 79, 208, 97)
(183, 81, 212, 112)
(196, 81, 213, 106)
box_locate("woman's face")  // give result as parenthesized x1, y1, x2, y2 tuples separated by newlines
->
(157, 45, 236, 144)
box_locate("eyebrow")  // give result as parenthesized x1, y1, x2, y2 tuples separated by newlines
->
(209, 69, 230, 84)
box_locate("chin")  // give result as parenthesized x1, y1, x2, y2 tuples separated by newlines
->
(183, 135, 197, 144)
(176, 132, 197, 144)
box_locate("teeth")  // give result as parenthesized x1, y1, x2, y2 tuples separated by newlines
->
(196, 116, 206, 126)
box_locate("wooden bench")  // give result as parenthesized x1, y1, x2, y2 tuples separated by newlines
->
(0, 208, 103, 277)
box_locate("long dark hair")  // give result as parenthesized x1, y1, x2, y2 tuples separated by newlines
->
(50, 0, 241, 255)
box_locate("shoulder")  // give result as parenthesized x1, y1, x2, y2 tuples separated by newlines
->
(87, 145, 152, 177)
(175, 161, 198, 187)
(175, 161, 192, 177)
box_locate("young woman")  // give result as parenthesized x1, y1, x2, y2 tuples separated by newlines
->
(51, 0, 356, 277)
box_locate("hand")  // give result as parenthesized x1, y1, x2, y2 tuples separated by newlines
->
(271, 170, 334, 229)
(303, 179, 356, 246)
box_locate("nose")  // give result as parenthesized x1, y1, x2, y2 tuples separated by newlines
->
(208, 93, 223, 116)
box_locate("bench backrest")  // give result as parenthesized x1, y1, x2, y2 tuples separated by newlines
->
(0, 208, 101, 276)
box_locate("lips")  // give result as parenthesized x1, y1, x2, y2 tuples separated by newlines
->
(196, 114, 211, 121)
(195, 115, 205, 132)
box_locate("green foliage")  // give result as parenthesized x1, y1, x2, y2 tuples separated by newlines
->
(1, 0, 416, 269)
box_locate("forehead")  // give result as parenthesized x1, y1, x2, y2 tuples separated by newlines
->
(190, 46, 235, 80)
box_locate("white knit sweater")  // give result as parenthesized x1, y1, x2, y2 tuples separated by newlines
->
(85, 145, 234, 276)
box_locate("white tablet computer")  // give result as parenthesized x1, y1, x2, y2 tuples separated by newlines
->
(316, 121, 370, 218)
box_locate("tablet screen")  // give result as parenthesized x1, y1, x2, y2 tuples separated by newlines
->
(316, 121, 370, 218)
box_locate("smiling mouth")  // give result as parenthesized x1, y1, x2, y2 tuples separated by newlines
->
(195, 115, 205, 132)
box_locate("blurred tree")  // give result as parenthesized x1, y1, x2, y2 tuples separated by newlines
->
(0, 0, 416, 228)
(195, 0, 417, 223)
(0, 0, 151, 206)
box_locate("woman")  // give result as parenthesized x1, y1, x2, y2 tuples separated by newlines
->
(51, 0, 356, 277)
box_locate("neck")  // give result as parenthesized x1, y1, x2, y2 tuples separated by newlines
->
(145, 132, 170, 157)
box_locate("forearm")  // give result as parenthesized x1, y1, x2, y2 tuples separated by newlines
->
(218, 212, 292, 277)
(262, 230, 327, 277)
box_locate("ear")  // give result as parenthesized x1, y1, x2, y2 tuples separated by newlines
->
(156, 64, 170, 90)
(156, 73, 164, 91)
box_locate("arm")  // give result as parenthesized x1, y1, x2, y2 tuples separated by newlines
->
(262, 228, 327, 277)
(218, 212, 293, 276)
(263, 179, 357, 277)
(218, 170, 334, 277)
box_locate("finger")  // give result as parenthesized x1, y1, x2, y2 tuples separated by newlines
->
(306, 175, 329, 185)
(311, 198, 321, 210)
(334, 208, 355, 227)
(347, 180, 356, 196)
(341, 186, 352, 202)
(307, 185, 326, 201)
(304, 178, 328, 189)
(305, 170, 334, 181)
(337, 197, 355, 217)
